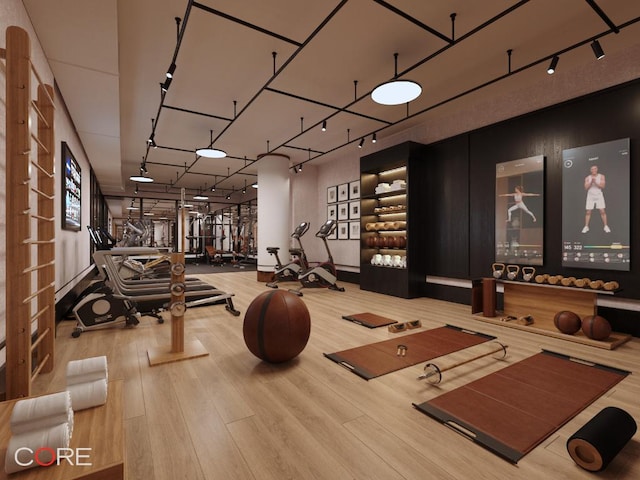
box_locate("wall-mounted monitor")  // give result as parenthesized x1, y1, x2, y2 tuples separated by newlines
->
(62, 141, 81, 231)
(561, 138, 630, 271)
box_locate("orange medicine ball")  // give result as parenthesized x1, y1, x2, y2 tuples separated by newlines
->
(581, 315, 612, 341)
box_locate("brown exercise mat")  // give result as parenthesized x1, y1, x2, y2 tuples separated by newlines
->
(341, 312, 398, 328)
(324, 325, 495, 380)
(413, 350, 630, 463)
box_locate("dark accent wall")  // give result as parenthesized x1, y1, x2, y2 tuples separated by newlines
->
(419, 79, 640, 333)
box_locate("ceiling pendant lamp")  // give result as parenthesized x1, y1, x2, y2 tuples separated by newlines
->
(371, 53, 422, 105)
(129, 161, 154, 183)
(196, 130, 227, 158)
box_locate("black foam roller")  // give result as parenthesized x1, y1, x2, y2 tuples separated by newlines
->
(566, 406, 637, 472)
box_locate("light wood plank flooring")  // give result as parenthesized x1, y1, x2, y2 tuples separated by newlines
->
(35, 272, 640, 479)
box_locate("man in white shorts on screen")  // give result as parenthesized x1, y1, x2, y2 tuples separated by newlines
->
(582, 164, 610, 233)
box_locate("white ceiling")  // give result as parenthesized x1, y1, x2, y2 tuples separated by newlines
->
(22, 0, 640, 218)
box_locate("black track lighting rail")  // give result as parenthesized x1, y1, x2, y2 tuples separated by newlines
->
(138, 0, 637, 212)
(193, 2, 302, 47)
(162, 104, 233, 122)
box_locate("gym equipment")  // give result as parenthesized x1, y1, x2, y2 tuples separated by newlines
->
(581, 315, 612, 340)
(567, 406, 637, 472)
(290, 219, 345, 296)
(417, 342, 508, 384)
(553, 310, 581, 335)
(506, 264, 520, 280)
(521, 267, 535, 282)
(266, 221, 310, 288)
(560, 276, 577, 286)
(491, 263, 505, 279)
(71, 286, 141, 337)
(574, 277, 591, 288)
(243, 290, 310, 363)
(603, 280, 619, 291)
(341, 312, 399, 329)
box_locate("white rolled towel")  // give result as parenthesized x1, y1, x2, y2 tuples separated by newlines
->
(67, 378, 108, 411)
(10, 391, 74, 436)
(4, 422, 71, 474)
(66, 356, 108, 386)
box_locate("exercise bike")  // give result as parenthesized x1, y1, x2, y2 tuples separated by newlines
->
(71, 285, 141, 337)
(266, 221, 310, 288)
(289, 219, 345, 296)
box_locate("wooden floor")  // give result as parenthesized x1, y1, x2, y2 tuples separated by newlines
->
(35, 272, 640, 479)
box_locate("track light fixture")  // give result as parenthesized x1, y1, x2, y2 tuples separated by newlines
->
(298, 163, 303, 172)
(358, 137, 365, 148)
(225, 193, 231, 200)
(372, 133, 377, 143)
(591, 40, 605, 60)
(161, 77, 172, 92)
(547, 56, 559, 74)
(166, 62, 176, 79)
(371, 53, 422, 105)
(196, 129, 227, 158)
(322, 120, 327, 132)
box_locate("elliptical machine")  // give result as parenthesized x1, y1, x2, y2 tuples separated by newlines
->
(266, 221, 310, 288)
(290, 219, 345, 296)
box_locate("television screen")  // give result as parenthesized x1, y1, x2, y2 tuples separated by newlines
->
(62, 141, 81, 231)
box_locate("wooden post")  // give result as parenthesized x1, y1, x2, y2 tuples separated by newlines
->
(482, 278, 497, 317)
(170, 252, 185, 353)
(6, 26, 33, 399)
(36, 83, 55, 374)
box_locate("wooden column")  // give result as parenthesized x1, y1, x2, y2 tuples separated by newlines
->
(36, 83, 56, 375)
(6, 26, 33, 399)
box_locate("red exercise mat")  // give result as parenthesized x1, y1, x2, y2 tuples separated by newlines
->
(324, 325, 495, 380)
(341, 312, 399, 328)
(413, 350, 629, 463)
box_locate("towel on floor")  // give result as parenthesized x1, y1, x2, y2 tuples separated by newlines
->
(67, 378, 108, 411)
(4, 422, 71, 474)
(10, 391, 74, 435)
(66, 355, 108, 385)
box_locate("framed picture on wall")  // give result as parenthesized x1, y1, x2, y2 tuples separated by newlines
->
(349, 180, 361, 199)
(338, 222, 349, 240)
(61, 141, 81, 231)
(328, 225, 338, 240)
(349, 201, 360, 219)
(349, 221, 360, 239)
(327, 204, 337, 221)
(561, 138, 630, 271)
(495, 155, 544, 266)
(337, 183, 349, 202)
(337, 202, 349, 220)
(327, 185, 337, 204)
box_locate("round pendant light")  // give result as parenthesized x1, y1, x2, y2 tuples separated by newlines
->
(129, 174, 154, 183)
(196, 129, 227, 158)
(371, 53, 422, 106)
(371, 80, 422, 105)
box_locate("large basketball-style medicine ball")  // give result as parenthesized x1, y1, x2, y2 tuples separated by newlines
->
(582, 315, 612, 341)
(243, 290, 311, 363)
(553, 310, 582, 335)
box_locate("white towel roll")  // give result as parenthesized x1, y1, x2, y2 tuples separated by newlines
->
(4, 422, 71, 474)
(66, 356, 108, 385)
(10, 392, 73, 435)
(67, 379, 108, 411)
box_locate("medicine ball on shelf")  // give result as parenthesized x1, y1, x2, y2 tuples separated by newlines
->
(553, 311, 582, 335)
(243, 290, 311, 363)
(581, 315, 612, 341)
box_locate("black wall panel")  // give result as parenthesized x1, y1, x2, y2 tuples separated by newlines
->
(425, 79, 640, 300)
(421, 135, 470, 277)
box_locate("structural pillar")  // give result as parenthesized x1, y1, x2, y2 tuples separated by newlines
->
(256, 153, 290, 281)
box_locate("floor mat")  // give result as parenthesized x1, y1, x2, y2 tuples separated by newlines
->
(341, 312, 399, 328)
(413, 350, 629, 463)
(324, 325, 495, 380)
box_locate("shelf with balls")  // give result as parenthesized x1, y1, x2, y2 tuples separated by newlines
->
(473, 278, 631, 350)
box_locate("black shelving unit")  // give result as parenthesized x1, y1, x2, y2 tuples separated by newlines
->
(359, 142, 426, 298)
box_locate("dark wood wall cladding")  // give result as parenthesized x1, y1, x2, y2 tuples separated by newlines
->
(421, 135, 470, 278)
(421, 78, 640, 300)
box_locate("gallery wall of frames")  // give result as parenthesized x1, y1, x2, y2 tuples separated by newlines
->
(416, 78, 640, 332)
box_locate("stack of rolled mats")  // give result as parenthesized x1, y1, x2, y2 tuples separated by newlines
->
(4, 391, 74, 473)
(66, 355, 109, 411)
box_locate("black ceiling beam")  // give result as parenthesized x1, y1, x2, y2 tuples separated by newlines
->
(193, 1, 302, 47)
(163, 104, 233, 122)
(265, 87, 392, 125)
(373, 0, 452, 44)
(585, 0, 620, 34)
